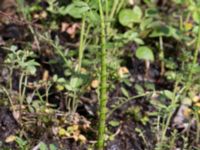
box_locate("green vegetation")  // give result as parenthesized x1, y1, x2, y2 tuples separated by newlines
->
(97, 0, 107, 149)
(0, 0, 200, 149)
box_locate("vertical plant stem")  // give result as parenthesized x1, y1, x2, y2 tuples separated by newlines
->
(107, 0, 118, 36)
(78, 15, 86, 71)
(158, 83, 185, 149)
(9, 67, 13, 91)
(22, 75, 28, 103)
(72, 91, 78, 115)
(1, 86, 14, 109)
(188, 23, 200, 83)
(83, 25, 91, 45)
(116, 0, 125, 15)
(195, 111, 200, 143)
(45, 84, 52, 102)
(109, 0, 119, 19)
(19, 72, 25, 106)
(105, 0, 109, 22)
(179, 16, 183, 31)
(19, 72, 25, 122)
(159, 36, 165, 76)
(97, 0, 107, 149)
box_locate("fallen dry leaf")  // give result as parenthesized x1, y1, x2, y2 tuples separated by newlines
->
(42, 70, 49, 82)
(66, 23, 80, 38)
(173, 105, 191, 129)
(61, 22, 80, 38)
(80, 67, 87, 74)
(40, 11, 47, 19)
(61, 22, 70, 32)
(128, 0, 135, 5)
(192, 95, 200, 103)
(118, 66, 129, 78)
(91, 79, 99, 89)
(5, 135, 16, 143)
(194, 102, 200, 107)
(0, 0, 17, 23)
(12, 110, 20, 120)
(78, 134, 87, 143)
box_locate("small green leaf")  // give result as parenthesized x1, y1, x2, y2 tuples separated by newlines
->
(140, 18, 153, 30)
(27, 66, 37, 75)
(121, 87, 129, 98)
(39, 142, 48, 150)
(165, 71, 176, 81)
(163, 90, 174, 100)
(118, 6, 142, 27)
(133, 5, 143, 21)
(70, 77, 83, 89)
(57, 78, 66, 83)
(10, 45, 18, 51)
(134, 84, 144, 94)
(136, 46, 154, 61)
(50, 144, 57, 150)
(109, 120, 120, 127)
(53, 75, 58, 82)
(145, 8, 158, 17)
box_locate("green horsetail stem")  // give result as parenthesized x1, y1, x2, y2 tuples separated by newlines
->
(97, 0, 107, 149)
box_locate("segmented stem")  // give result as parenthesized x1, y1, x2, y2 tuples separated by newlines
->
(97, 0, 107, 149)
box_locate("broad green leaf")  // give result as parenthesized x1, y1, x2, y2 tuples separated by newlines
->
(150, 26, 171, 37)
(70, 77, 83, 89)
(136, 46, 154, 61)
(89, 0, 99, 9)
(67, 73, 89, 91)
(59, 1, 90, 18)
(118, 6, 142, 27)
(85, 10, 100, 25)
(133, 5, 143, 21)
